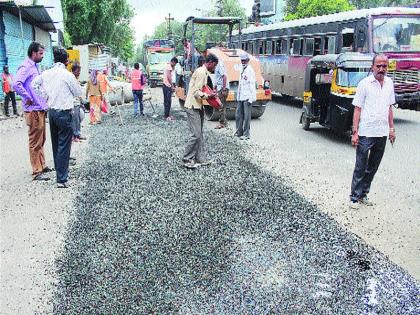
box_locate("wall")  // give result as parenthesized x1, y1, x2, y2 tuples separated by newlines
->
(0, 11, 53, 101)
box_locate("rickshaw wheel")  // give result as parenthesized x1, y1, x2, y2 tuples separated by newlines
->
(179, 99, 185, 109)
(301, 113, 310, 130)
(204, 105, 221, 121)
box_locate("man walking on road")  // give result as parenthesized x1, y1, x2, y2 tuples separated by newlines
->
(214, 59, 229, 129)
(162, 57, 178, 121)
(349, 54, 396, 209)
(235, 53, 256, 140)
(182, 54, 218, 169)
(32, 48, 82, 188)
(2, 65, 18, 117)
(13, 42, 52, 181)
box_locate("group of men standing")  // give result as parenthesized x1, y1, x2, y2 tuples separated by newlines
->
(11, 42, 82, 187)
(181, 52, 257, 169)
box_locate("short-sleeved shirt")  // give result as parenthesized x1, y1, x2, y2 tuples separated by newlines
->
(214, 61, 230, 92)
(352, 75, 395, 137)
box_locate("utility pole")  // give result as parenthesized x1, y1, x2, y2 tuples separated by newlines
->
(165, 13, 174, 39)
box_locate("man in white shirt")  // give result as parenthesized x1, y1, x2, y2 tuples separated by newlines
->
(235, 53, 256, 140)
(32, 48, 82, 188)
(349, 54, 396, 209)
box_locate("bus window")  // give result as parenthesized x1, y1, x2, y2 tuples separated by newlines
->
(304, 38, 315, 56)
(314, 38, 322, 55)
(327, 36, 336, 54)
(242, 42, 246, 51)
(275, 39, 282, 54)
(281, 39, 288, 54)
(342, 30, 354, 52)
(271, 40, 276, 54)
(266, 41, 272, 55)
(292, 38, 303, 55)
(258, 41, 264, 55)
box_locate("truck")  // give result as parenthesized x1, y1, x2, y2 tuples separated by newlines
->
(143, 39, 175, 87)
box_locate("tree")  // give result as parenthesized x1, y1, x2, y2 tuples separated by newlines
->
(285, 0, 354, 21)
(350, 0, 418, 8)
(62, 0, 135, 60)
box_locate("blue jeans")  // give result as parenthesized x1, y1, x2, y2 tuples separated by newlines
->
(49, 109, 73, 184)
(133, 90, 143, 115)
(350, 136, 387, 202)
(235, 101, 251, 137)
(162, 85, 172, 118)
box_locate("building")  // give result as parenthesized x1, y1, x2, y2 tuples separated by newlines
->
(0, 2, 56, 101)
(261, 0, 285, 24)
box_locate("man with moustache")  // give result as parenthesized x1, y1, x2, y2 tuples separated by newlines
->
(349, 54, 396, 209)
(13, 42, 52, 181)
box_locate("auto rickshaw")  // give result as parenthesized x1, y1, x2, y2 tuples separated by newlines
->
(175, 16, 271, 121)
(300, 52, 374, 133)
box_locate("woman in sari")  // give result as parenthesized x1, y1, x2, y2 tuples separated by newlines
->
(86, 70, 103, 124)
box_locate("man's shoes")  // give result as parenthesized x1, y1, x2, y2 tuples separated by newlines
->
(73, 137, 80, 142)
(78, 135, 87, 141)
(166, 116, 175, 122)
(234, 133, 242, 137)
(57, 182, 70, 188)
(69, 157, 76, 161)
(359, 196, 374, 206)
(33, 173, 50, 181)
(214, 124, 225, 129)
(349, 200, 360, 209)
(69, 160, 76, 166)
(195, 160, 212, 166)
(183, 161, 199, 169)
(239, 135, 250, 140)
(140, 112, 145, 116)
(42, 166, 54, 173)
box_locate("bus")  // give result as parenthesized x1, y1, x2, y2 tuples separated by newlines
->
(231, 7, 420, 111)
(143, 39, 175, 87)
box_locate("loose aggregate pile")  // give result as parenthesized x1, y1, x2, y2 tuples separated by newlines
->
(53, 108, 419, 314)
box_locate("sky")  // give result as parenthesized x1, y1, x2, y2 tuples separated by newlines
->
(128, 0, 254, 45)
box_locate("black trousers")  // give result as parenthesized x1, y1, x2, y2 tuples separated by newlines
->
(49, 109, 73, 184)
(4, 91, 17, 115)
(350, 136, 387, 202)
(162, 85, 172, 118)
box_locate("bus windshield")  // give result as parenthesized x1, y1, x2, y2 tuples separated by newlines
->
(373, 16, 420, 52)
(149, 52, 173, 64)
(336, 68, 370, 87)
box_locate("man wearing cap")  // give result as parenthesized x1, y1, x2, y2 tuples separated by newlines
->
(182, 54, 218, 169)
(235, 53, 256, 140)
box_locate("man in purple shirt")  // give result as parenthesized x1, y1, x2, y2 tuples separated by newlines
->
(13, 42, 52, 181)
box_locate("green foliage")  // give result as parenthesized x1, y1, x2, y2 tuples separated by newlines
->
(349, 0, 418, 8)
(63, 31, 72, 48)
(285, 0, 354, 21)
(62, 0, 135, 60)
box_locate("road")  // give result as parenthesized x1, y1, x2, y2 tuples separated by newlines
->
(225, 96, 420, 280)
(0, 91, 419, 313)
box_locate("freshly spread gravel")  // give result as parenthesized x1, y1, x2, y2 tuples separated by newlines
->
(53, 107, 419, 314)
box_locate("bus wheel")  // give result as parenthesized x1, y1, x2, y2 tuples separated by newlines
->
(301, 113, 310, 130)
(179, 99, 185, 109)
(251, 106, 266, 119)
(204, 105, 220, 121)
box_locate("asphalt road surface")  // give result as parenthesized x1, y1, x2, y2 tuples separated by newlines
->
(1, 93, 419, 314)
